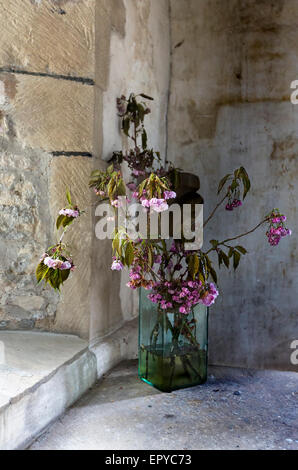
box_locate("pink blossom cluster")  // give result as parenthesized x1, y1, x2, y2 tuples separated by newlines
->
(141, 198, 169, 213)
(59, 208, 79, 218)
(43, 256, 73, 271)
(147, 280, 219, 314)
(266, 213, 291, 246)
(94, 188, 105, 197)
(164, 191, 176, 200)
(126, 265, 153, 290)
(225, 199, 242, 211)
(111, 259, 124, 271)
(130, 187, 176, 213)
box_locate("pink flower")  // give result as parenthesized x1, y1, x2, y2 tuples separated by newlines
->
(40, 253, 47, 262)
(59, 208, 79, 218)
(149, 198, 169, 213)
(44, 257, 58, 269)
(164, 190, 177, 200)
(126, 281, 137, 290)
(179, 306, 187, 314)
(44, 257, 72, 271)
(130, 272, 140, 280)
(154, 255, 162, 264)
(141, 199, 151, 208)
(111, 260, 124, 271)
(60, 261, 72, 270)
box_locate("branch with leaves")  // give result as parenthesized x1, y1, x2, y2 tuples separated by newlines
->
(35, 93, 291, 314)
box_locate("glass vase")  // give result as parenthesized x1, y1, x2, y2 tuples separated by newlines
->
(138, 288, 209, 392)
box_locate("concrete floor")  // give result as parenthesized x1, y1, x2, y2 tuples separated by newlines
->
(30, 360, 298, 450)
(0, 331, 88, 408)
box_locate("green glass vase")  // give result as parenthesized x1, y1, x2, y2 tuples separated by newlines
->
(138, 288, 209, 392)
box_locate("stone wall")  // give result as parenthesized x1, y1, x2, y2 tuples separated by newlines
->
(0, 0, 95, 338)
(0, 0, 170, 341)
(90, 0, 170, 344)
(168, 0, 298, 370)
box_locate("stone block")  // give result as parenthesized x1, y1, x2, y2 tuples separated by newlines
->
(0, 0, 95, 78)
(1, 73, 94, 152)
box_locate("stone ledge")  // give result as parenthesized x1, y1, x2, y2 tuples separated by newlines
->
(0, 318, 138, 450)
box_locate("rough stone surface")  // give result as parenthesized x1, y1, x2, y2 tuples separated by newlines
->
(0, 0, 170, 343)
(0, 137, 59, 331)
(168, 0, 298, 370)
(0, 73, 94, 152)
(29, 360, 298, 450)
(0, 0, 95, 337)
(0, 0, 95, 78)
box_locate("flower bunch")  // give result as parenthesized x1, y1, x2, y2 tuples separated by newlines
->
(36, 190, 79, 290)
(148, 280, 219, 313)
(266, 209, 291, 246)
(37, 92, 291, 317)
(59, 208, 80, 218)
(225, 199, 242, 211)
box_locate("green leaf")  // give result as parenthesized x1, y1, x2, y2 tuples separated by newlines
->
(147, 246, 153, 268)
(217, 174, 231, 195)
(36, 262, 49, 283)
(221, 250, 230, 268)
(142, 129, 147, 149)
(62, 216, 74, 228)
(48, 269, 61, 290)
(230, 180, 238, 192)
(228, 247, 234, 258)
(122, 118, 130, 137)
(241, 167, 251, 199)
(210, 239, 219, 248)
(235, 245, 247, 255)
(138, 179, 147, 197)
(56, 214, 65, 230)
(188, 254, 199, 280)
(66, 189, 72, 205)
(107, 177, 116, 199)
(117, 179, 127, 197)
(209, 267, 218, 284)
(137, 104, 145, 123)
(125, 243, 134, 266)
(112, 235, 120, 256)
(233, 251, 241, 270)
(60, 269, 70, 284)
(90, 169, 102, 178)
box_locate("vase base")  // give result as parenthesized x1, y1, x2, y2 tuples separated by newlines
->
(139, 374, 207, 393)
(138, 346, 207, 393)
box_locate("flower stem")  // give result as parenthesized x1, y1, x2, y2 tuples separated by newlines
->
(205, 218, 268, 254)
(203, 193, 228, 228)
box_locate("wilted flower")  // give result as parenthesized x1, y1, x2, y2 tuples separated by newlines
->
(116, 95, 127, 115)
